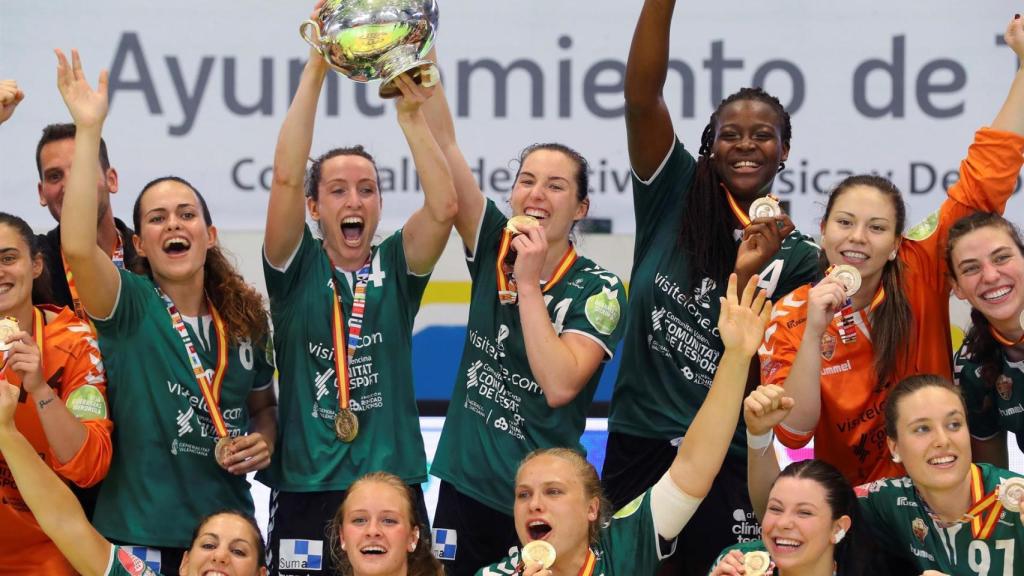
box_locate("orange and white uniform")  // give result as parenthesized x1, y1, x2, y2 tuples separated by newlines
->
(0, 305, 112, 576)
(759, 127, 1024, 485)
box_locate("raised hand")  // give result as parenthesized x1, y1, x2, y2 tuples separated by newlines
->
(512, 224, 548, 289)
(743, 384, 795, 436)
(735, 214, 795, 279)
(709, 550, 746, 576)
(3, 331, 45, 397)
(805, 276, 847, 337)
(718, 273, 771, 358)
(54, 49, 108, 128)
(0, 80, 25, 126)
(1006, 13, 1024, 59)
(394, 71, 437, 118)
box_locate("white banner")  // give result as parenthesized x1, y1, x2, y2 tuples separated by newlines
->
(1, 1, 1022, 234)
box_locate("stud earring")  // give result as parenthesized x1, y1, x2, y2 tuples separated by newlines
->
(892, 453, 901, 464)
(833, 528, 846, 544)
(888, 250, 897, 261)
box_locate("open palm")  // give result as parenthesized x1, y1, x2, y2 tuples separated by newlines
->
(55, 49, 108, 128)
(718, 273, 771, 358)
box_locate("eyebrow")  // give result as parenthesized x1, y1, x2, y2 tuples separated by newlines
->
(0, 247, 19, 254)
(833, 211, 891, 222)
(766, 497, 820, 509)
(144, 203, 197, 216)
(519, 171, 570, 184)
(907, 409, 964, 427)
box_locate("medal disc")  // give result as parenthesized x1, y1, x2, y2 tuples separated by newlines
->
(999, 477, 1024, 512)
(742, 551, 771, 576)
(214, 436, 234, 468)
(829, 264, 862, 297)
(0, 317, 19, 352)
(506, 215, 540, 235)
(748, 196, 781, 221)
(1019, 308, 1024, 333)
(335, 409, 359, 443)
(520, 540, 556, 569)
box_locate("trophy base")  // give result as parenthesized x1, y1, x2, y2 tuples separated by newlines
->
(379, 44, 436, 98)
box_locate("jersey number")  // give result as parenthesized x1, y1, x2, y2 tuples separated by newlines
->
(544, 296, 572, 334)
(758, 259, 783, 297)
(967, 539, 1014, 576)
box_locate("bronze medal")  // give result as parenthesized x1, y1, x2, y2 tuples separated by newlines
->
(999, 477, 1024, 512)
(828, 264, 862, 297)
(520, 540, 556, 570)
(742, 551, 771, 576)
(215, 436, 234, 468)
(335, 408, 359, 442)
(0, 317, 19, 352)
(748, 196, 781, 221)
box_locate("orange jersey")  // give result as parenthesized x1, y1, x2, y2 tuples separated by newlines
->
(759, 127, 1024, 485)
(0, 305, 112, 576)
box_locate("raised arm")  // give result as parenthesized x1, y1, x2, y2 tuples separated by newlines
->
(419, 47, 487, 250)
(0, 378, 111, 576)
(56, 49, 121, 319)
(992, 14, 1024, 135)
(0, 79, 24, 126)
(265, 45, 328, 267)
(625, 0, 678, 180)
(743, 384, 793, 520)
(396, 73, 458, 275)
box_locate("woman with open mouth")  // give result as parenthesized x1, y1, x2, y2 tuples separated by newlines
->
(948, 213, 1024, 468)
(603, 2, 822, 573)
(418, 45, 628, 576)
(0, 384, 268, 576)
(740, 376, 1024, 575)
(56, 49, 277, 573)
(257, 3, 458, 574)
(757, 13, 1024, 489)
(479, 274, 772, 576)
(0, 212, 112, 575)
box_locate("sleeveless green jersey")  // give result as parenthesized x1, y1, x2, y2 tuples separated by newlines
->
(432, 201, 627, 513)
(609, 140, 820, 457)
(92, 271, 273, 548)
(258, 226, 429, 491)
(857, 463, 1024, 575)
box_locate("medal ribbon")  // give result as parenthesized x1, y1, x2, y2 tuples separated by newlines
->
(157, 289, 230, 439)
(61, 235, 125, 322)
(989, 326, 1024, 347)
(966, 464, 1003, 540)
(330, 256, 372, 412)
(576, 549, 597, 576)
(825, 266, 885, 345)
(723, 186, 780, 229)
(495, 228, 578, 305)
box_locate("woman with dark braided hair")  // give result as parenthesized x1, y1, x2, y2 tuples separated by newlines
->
(602, 1, 819, 574)
(949, 213, 1024, 467)
(759, 13, 1024, 489)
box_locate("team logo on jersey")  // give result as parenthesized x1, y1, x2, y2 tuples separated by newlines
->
(997, 375, 1014, 401)
(911, 518, 928, 543)
(496, 324, 510, 358)
(66, 384, 108, 419)
(904, 211, 939, 241)
(585, 288, 621, 336)
(820, 333, 836, 361)
(116, 548, 159, 576)
(693, 278, 716, 309)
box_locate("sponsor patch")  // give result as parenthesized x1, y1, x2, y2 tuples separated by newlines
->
(585, 288, 621, 336)
(117, 547, 160, 576)
(66, 384, 108, 420)
(280, 539, 323, 571)
(432, 528, 458, 560)
(904, 211, 939, 241)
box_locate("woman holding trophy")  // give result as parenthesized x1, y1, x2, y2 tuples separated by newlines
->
(258, 2, 456, 575)
(758, 12, 1024, 489)
(56, 47, 278, 572)
(419, 44, 627, 574)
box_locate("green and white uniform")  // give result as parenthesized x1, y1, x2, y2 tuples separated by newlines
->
(432, 200, 627, 513)
(476, 489, 670, 576)
(258, 226, 429, 491)
(856, 464, 1024, 575)
(92, 271, 273, 548)
(954, 344, 1024, 451)
(609, 139, 820, 456)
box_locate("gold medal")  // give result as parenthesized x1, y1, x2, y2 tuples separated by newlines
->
(506, 215, 539, 235)
(999, 477, 1024, 512)
(742, 551, 771, 576)
(748, 196, 781, 221)
(520, 540, 556, 569)
(335, 408, 359, 443)
(828, 264, 861, 297)
(214, 436, 235, 468)
(0, 317, 19, 352)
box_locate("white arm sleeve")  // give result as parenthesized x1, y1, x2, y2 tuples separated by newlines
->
(650, 471, 703, 540)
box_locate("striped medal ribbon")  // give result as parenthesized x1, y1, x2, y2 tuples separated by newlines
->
(495, 228, 578, 306)
(329, 256, 372, 442)
(62, 235, 125, 323)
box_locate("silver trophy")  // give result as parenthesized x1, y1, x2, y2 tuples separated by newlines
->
(300, 0, 439, 98)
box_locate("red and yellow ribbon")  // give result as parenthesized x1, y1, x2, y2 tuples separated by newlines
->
(496, 228, 578, 305)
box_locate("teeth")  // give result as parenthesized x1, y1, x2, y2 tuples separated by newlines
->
(841, 251, 868, 261)
(342, 217, 364, 225)
(361, 546, 386, 553)
(930, 456, 956, 465)
(524, 209, 548, 219)
(164, 238, 189, 249)
(775, 538, 801, 547)
(983, 287, 1011, 301)
(529, 521, 547, 527)
(0, 285, 11, 294)
(733, 161, 759, 168)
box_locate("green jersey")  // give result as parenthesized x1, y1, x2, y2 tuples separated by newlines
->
(92, 271, 273, 548)
(954, 343, 1024, 451)
(609, 139, 820, 457)
(432, 201, 627, 513)
(477, 489, 669, 576)
(856, 463, 1024, 575)
(259, 226, 429, 491)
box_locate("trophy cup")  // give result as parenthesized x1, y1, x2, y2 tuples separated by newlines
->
(300, 0, 439, 98)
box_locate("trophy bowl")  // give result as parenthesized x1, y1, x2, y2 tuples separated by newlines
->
(300, 0, 439, 99)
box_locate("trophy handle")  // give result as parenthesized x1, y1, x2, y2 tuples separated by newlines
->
(299, 19, 324, 56)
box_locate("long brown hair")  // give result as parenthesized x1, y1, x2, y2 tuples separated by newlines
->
(946, 212, 1024, 390)
(0, 212, 54, 306)
(821, 175, 910, 389)
(131, 176, 268, 344)
(329, 472, 443, 576)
